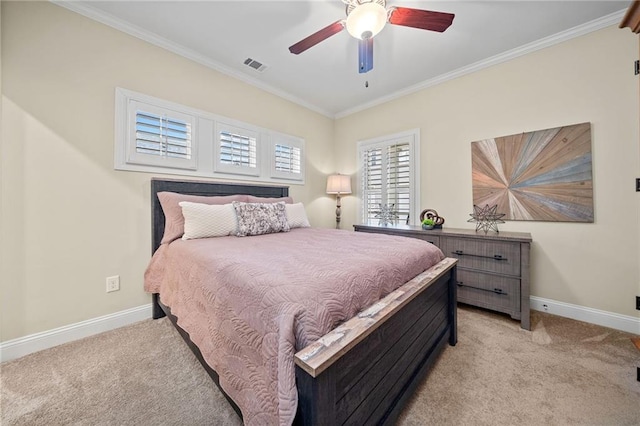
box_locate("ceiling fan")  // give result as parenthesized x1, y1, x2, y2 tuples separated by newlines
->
(288, 0, 455, 74)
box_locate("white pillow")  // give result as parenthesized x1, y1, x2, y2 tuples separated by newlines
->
(179, 202, 237, 240)
(285, 203, 311, 228)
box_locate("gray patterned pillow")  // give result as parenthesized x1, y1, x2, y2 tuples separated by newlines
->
(233, 201, 291, 237)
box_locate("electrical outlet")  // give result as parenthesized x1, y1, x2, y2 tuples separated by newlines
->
(636, 296, 640, 311)
(106, 275, 120, 293)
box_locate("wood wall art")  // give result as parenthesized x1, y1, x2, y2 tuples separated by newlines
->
(471, 122, 593, 222)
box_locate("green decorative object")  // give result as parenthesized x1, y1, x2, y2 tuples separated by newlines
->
(421, 218, 435, 230)
(419, 209, 445, 229)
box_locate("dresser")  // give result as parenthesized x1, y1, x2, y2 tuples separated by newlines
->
(354, 224, 532, 330)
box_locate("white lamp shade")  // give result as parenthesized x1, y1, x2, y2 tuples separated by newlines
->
(346, 2, 387, 40)
(326, 174, 352, 195)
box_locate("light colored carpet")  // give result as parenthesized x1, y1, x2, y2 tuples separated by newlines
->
(1, 306, 638, 425)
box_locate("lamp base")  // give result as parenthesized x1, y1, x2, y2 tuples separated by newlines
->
(335, 194, 342, 229)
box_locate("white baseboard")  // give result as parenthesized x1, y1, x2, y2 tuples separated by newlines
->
(2, 298, 638, 363)
(0, 304, 152, 363)
(530, 296, 640, 335)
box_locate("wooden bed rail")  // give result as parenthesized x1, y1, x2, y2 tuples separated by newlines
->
(294, 258, 458, 426)
(295, 257, 458, 377)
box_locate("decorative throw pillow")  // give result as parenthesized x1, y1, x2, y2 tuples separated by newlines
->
(179, 202, 237, 240)
(246, 195, 294, 204)
(157, 192, 248, 244)
(233, 202, 291, 237)
(285, 203, 311, 228)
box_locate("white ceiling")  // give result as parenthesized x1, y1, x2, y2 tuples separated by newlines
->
(59, 1, 629, 117)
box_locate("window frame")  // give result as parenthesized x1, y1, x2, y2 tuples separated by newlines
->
(114, 87, 305, 185)
(126, 101, 197, 170)
(115, 88, 201, 172)
(357, 129, 421, 226)
(270, 133, 305, 181)
(214, 121, 261, 177)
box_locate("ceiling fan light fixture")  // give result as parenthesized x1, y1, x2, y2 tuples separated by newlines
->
(345, 2, 387, 40)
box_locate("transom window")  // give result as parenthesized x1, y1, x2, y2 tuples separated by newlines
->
(271, 136, 304, 181)
(115, 88, 305, 184)
(219, 131, 257, 168)
(135, 111, 192, 160)
(274, 144, 301, 174)
(214, 123, 260, 176)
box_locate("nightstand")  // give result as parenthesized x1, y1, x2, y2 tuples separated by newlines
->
(354, 224, 532, 330)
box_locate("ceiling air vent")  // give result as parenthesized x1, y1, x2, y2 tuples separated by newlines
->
(243, 58, 267, 73)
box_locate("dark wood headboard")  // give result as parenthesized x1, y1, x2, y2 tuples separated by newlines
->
(150, 178, 289, 254)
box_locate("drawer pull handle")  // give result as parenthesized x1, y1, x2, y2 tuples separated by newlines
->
(452, 250, 508, 262)
(457, 282, 508, 296)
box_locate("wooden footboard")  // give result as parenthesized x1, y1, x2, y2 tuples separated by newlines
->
(151, 257, 457, 425)
(294, 257, 457, 425)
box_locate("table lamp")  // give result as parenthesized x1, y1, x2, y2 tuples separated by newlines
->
(326, 174, 352, 229)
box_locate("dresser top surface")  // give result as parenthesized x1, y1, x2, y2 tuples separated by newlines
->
(354, 223, 532, 243)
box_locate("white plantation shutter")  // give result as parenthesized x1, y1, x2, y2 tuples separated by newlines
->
(115, 88, 305, 184)
(126, 100, 197, 170)
(358, 131, 419, 225)
(214, 123, 260, 176)
(271, 136, 304, 181)
(135, 111, 191, 159)
(386, 143, 412, 220)
(363, 147, 383, 223)
(274, 144, 301, 174)
(219, 131, 257, 168)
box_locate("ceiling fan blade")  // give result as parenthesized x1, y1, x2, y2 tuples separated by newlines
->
(358, 37, 373, 74)
(289, 21, 345, 55)
(388, 7, 454, 32)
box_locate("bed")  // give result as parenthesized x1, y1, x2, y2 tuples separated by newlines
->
(146, 178, 458, 425)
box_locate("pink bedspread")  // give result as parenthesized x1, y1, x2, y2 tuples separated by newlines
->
(144, 228, 444, 425)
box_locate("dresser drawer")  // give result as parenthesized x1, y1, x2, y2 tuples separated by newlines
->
(414, 234, 440, 246)
(442, 237, 520, 276)
(456, 270, 521, 315)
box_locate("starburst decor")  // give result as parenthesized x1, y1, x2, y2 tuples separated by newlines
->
(471, 122, 593, 222)
(468, 204, 505, 234)
(373, 203, 399, 226)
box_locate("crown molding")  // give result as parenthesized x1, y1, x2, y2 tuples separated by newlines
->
(51, 2, 626, 120)
(51, 0, 334, 119)
(334, 9, 628, 119)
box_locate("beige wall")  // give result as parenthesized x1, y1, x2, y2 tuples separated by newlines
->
(335, 25, 640, 319)
(2, 1, 638, 343)
(0, 2, 334, 340)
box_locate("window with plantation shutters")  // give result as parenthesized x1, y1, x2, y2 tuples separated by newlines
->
(271, 136, 304, 181)
(362, 147, 383, 223)
(214, 123, 260, 176)
(220, 131, 257, 168)
(125, 99, 197, 170)
(115, 88, 305, 184)
(275, 144, 300, 173)
(135, 111, 191, 159)
(358, 130, 420, 226)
